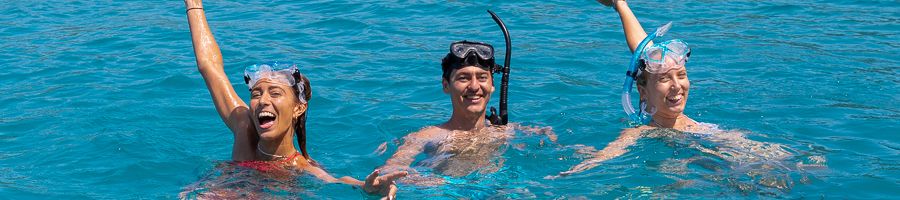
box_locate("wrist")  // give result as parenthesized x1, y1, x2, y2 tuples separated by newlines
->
(186, 7, 203, 13)
(614, 0, 627, 10)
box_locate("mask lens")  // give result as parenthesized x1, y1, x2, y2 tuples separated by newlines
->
(664, 40, 689, 67)
(473, 44, 493, 59)
(642, 46, 665, 64)
(450, 42, 494, 60)
(451, 43, 470, 58)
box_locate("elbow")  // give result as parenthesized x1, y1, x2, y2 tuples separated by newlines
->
(195, 58, 223, 72)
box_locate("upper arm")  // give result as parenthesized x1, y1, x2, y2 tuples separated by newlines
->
(379, 129, 432, 171)
(197, 64, 251, 130)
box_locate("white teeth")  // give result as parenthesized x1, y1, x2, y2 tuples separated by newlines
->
(258, 111, 275, 118)
(668, 95, 683, 101)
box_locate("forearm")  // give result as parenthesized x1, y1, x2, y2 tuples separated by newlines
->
(594, 129, 641, 160)
(186, 5, 222, 72)
(338, 176, 364, 186)
(614, 1, 649, 53)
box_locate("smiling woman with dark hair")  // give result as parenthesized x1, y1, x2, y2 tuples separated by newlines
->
(182, 0, 405, 198)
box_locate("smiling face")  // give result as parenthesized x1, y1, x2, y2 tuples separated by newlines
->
(249, 80, 306, 140)
(638, 59, 690, 119)
(443, 66, 495, 116)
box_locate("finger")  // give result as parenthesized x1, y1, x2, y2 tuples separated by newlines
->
(387, 184, 398, 200)
(381, 171, 409, 182)
(366, 169, 379, 186)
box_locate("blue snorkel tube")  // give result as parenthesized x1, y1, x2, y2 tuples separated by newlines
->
(622, 22, 672, 124)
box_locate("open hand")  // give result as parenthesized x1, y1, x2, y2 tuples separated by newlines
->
(363, 169, 408, 200)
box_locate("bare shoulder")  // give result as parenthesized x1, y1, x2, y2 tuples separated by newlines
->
(622, 125, 652, 135)
(403, 126, 446, 143)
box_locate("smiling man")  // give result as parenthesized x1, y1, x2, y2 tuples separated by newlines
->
(376, 40, 513, 178)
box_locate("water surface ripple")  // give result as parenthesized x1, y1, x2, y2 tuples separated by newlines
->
(0, 0, 897, 199)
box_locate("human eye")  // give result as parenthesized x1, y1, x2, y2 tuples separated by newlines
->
(251, 90, 262, 99)
(657, 76, 670, 82)
(456, 75, 470, 82)
(269, 88, 283, 97)
(478, 74, 489, 81)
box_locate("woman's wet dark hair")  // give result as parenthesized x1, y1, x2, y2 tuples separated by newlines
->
(292, 73, 316, 166)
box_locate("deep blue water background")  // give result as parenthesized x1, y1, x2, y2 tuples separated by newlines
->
(1, 0, 898, 199)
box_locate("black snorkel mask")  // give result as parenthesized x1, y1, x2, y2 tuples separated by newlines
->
(446, 41, 497, 71)
(442, 10, 511, 126)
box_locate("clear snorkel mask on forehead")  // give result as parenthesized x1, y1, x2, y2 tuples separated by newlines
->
(621, 22, 692, 125)
(243, 62, 307, 103)
(640, 39, 691, 74)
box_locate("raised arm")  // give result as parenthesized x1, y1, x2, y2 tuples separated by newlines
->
(609, 0, 649, 53)
(185, 0, 256, 160)
(184, 0, 250, 131)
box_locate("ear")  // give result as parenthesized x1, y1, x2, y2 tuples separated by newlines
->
(293, 102, 307, 119)
(488, 74, 496, 93)
(442, 78, 450, 94)
(636, 85, 647, 101)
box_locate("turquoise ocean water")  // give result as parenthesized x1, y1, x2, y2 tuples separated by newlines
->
(1, 0, 898, 199)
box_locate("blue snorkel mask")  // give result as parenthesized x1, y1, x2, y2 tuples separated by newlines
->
(622, 22, 692, 125)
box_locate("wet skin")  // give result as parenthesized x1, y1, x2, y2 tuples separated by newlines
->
(378, 66, 513, 179)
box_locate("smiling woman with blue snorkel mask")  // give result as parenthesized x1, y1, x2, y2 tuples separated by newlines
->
(182, 0, 405, 198)
(551, 0, 800, 179)
(551, 0, 702, 177)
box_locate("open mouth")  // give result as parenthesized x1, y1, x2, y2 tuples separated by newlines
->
(257, 111, 276, 129)
(666, 94, 683, 105)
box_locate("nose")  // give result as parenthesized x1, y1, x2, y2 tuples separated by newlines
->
(670, 77, 682, 92)
(467, 78, 481, 92)
(259, 93, 273, 106)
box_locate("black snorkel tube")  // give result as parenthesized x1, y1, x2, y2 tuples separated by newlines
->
(486, 10, 511, 126)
